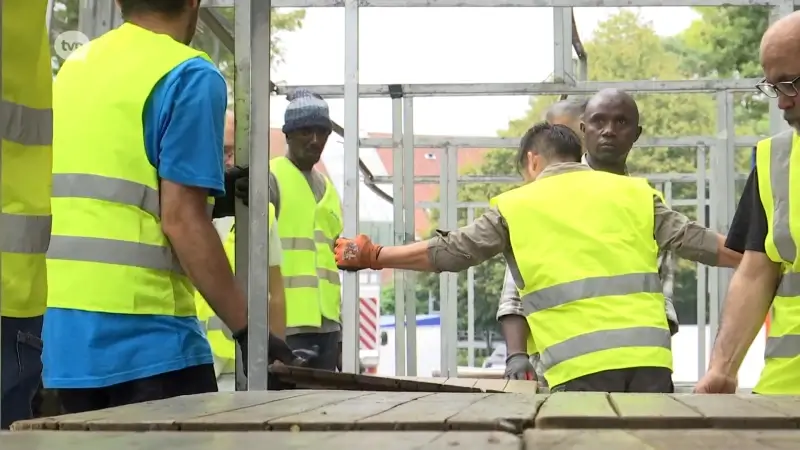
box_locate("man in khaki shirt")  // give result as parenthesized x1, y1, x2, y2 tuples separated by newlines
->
(334, 123, 742, 392)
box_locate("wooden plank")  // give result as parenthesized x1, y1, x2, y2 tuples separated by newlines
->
(11, 391, 308, 431)
(523, 429, 650, 450)
(447, 392, 545, 431)
(524, 429, 800, 449)
(609, 393, 706, 428)
(503, 380, 539, 394)
(267, 391, 434, 430)
(534, 392, 618, 429)
(356, 392, 492, 430)
(673, 394, 796, 429)
(738, 395, 800, 426)
(178, 390, 370, 431)
(0, 431, 521, 450)
(443, 377, 479, 389)
(474, 379, 508, 392)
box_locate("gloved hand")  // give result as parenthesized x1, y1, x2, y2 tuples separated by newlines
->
(290, 345, 320, 367)
(233, 170, 249, 207)
(232, 326, 249, 376)
(504, 352, 535, 381)
(212, 165, 249, 218)
(334, 235, 383, 271)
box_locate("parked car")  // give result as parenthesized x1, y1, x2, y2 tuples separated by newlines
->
(482, 343, 507, 370)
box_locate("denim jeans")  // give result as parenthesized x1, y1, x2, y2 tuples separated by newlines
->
(1, 316, 43, 429)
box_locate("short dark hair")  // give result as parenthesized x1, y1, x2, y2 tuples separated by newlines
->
(118, 0, 193, 18)
(545, 98, 588, 122)
(516, 122, 583, 171)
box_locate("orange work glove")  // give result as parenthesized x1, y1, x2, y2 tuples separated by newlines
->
(335, 235, 383, 271)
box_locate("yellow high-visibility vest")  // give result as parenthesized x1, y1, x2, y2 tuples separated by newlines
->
(0, 1, 53, 318)
(271, 157, 343, 327)
(491, 170, 672, 388)
(195, 204, 276, 361)
(48, 23, 215, 316)
(754, 130, 800, 395)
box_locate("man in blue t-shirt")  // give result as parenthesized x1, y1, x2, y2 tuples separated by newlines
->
(42, 0, 250, 413)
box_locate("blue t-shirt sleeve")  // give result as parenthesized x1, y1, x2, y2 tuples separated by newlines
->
(143, 57, 228, 197)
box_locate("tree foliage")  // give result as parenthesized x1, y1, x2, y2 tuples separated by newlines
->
(404, 9, 771, 344)
(50, 0, 305, 84)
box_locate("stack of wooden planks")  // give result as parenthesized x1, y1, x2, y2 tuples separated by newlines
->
(6, 385, 800, 448)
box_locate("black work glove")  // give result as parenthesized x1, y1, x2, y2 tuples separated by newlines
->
(232, 326, 249, 376)
(291, 345, 320, 368)
(212, 165, 249, 218)
(504, 352, 535, 381)
(234, 171, 249, 207)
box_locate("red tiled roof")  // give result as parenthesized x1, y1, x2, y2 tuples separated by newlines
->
(367, 132, 491, 287)
(368, 132, 490, 235)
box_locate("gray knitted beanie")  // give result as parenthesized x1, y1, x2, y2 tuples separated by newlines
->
(282, 89, 332, 134)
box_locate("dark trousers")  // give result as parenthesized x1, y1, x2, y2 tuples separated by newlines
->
(550, 367, 674, 393)
(1, 316, 44, 429)
(57, 364, 218, 414)
(286, 331, 339, 371)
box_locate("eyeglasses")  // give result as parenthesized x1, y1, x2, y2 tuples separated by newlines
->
(756, 76, 800, 98)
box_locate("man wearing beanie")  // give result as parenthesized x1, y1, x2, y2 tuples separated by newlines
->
(267, 89, 344, 370)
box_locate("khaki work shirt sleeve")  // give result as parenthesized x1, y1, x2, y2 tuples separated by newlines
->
(497, 265, 525, 319)
(426, 208, 511, 273)
(653, 195, 718, 266)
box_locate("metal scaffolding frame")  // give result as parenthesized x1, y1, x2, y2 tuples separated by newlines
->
(45, 0, 793, 393)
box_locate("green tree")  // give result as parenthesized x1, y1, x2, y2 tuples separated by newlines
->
(665, 6, 770, 135)
(50, 0, 305, 81)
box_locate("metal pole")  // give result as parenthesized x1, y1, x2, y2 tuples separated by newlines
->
(445, 146, 458, 376)
(391, 96, 406, 375)
(46, 0, 55, 34)
(709, 91, 736, 340)
(696, 146, 708, 380)
(243, 0, 271, 390)
(402, 97, 417, 376)
(341, 0, 361, 373)
(438, 147, 450, 377)
(438, 146, 458, 377)
(553, 7, 574, 84)
(233, 0, 250, 391)
(467, 207, 475, 367)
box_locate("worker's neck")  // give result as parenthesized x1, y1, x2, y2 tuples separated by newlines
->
(126, 15, 188, 45)
(287, 154, 314, 173)
(585, 153, 627, 176)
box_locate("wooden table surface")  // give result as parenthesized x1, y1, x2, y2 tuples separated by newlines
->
(4, 429, 800, 449)
(12, 390, 800, 432)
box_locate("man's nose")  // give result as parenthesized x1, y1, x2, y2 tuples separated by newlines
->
(778, 93, 795, 111)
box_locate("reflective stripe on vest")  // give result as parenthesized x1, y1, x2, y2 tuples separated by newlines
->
(1, 1, 54, 317)
(761, 130, 797, 266)
(492, 169, 672, 388)
(48, 173, 213, 274)
(197, 204, 275, 361)
(272, 157, 343, 328)
(520, 272, 668, 372)
(754, 131, 800, 395)
(48, 23, 216, 317)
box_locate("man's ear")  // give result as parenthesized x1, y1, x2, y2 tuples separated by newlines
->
(634, 126, 643, 142)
